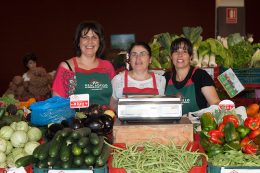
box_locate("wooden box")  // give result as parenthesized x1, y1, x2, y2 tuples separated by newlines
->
(113, 117, 193, 145)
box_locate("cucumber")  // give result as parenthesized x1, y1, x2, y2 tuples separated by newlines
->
(15, 155, 35, 167)
(60, 142, 71, 162)
(95, 143, 110, 167)
(60, 128, 73, 137)
(89, 133, 99, 145)
(37, 159, 48, 168)
(53, 161, 62, 169)
(73, 155, 84, 167)
(47, 155, 58, 166)
(82, 145, 91, 155)
(33, 143, 45, 159)
(84, 154, 96, 166)
(37, 142, 51, 161)
(77, 137, 89, 148)
(76, 127, 91, 137)
(92, 136, 104, 156)
(48, 133, 64, 158)
(70, 130, 81, 140)
(61, 159, 72, 169)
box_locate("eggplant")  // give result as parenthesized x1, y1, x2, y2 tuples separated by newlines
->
(100, 114, 114, 134)
(70, 118, 83, 129)
(85, 118, 104, 134)
(46, 123, 64, 140)
(87, 104, 103, 115)
(61, 119, 70, 127)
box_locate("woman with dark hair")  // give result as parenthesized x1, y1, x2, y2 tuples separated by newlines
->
(52, 21, 115, 106)
(110, 42, 166, 111)
(22, 52, 37, 81)
(165, 37, 220, 115)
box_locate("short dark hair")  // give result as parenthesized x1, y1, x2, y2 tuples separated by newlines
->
(128, 42, 151, 56)
(170, 37, 193, 56)
(23, 52, 37, 70)
(73, 21, 105, 58)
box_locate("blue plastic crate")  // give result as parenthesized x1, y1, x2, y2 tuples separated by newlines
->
(33, 164, 108, 173)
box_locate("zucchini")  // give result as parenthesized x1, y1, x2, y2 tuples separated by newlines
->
(47, 155, 58, 166)
(48, 133, 64, 158)
(82, 145, 91, 155)
(92, 136, 104, 156)
(73, 155, 84, 167)
(89, 133, 99, 145)
(37, 159, 48, 168)
(77, 137, 89, 148)
(37, 142, 51, 161)
(95, 143, 110, 167)
(33, 143, 45, 159)
(15, 155, 35, 167)
(60, 142, 71, 162)
(61, 159, 72, 169)
(76, 127, 91, 137)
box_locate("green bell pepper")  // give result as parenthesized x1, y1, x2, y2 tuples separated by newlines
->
(223, 140, 241, 151)
(207, 144, 223, 158)
(224, 122, 240, 143)
(200, 131, 212, 151)
(200, 112, 217, 132)
(236, 125, 251, 138)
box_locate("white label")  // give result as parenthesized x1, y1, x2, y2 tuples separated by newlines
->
(7, 167, 27, 173)
(221, 168, 260, 173)
(48, 170, 93, 173)
(70, 94, 89, 108)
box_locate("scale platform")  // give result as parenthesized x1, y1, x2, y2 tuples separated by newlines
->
(117, 97, 182, 122)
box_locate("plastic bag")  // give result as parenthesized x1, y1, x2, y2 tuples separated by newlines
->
(30, 96, 75, 126)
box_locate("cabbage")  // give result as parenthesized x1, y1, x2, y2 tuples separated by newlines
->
(0, 161, 6, 168)
(0, 138, 7, 152)
(5, 141, 13, 155)
(15, 121, 29, 132)
(0, 126, 14, 140)
(0, 151, 6, 163)
(27, 127, 42, 142)
(24, 141, 40, 155)
(10, 130, 28, 148)
(10, 122, 17, 130)
(6, 153, 15, 168)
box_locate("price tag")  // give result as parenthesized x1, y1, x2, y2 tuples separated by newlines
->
(218, 100, 235, 111)
(48, 170, 93, 173)
(7, 167, 27, 173)
(221, 168, 260, 173)
(70, 94, 89, 108)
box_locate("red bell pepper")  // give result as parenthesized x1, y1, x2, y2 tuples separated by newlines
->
(248, 129, 260, 139)
(240, 136, 251, 147)
(208, 129, 225, 144)
(244, 117, 260, 131)
(242, 143, 258, 154)
(223, 114, 239, 128)
(218, 122, 225, 132)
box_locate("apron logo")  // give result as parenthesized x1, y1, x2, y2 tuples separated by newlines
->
(85, 80, 108, 90)
(182, 98, 190, 104)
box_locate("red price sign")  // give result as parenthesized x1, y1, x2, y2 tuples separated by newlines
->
(70, 94, 89, 108)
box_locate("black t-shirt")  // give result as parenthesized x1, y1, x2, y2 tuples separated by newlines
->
(166, 66, 215, 109)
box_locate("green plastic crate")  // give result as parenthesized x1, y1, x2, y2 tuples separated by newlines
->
(208, 163, 260, 173)
(33, 164, 108, 173)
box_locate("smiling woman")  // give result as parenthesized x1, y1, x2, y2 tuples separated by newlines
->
(165, 37, 220, 115)
(110, 42, 166, 111)
(52, 21, 116, 106)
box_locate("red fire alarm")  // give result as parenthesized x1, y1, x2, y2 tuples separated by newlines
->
(226, 8, 238, 24)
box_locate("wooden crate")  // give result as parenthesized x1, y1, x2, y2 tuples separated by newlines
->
(113, 117, 193, 145)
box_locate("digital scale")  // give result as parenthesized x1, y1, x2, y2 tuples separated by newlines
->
(117, 97, 182, 122)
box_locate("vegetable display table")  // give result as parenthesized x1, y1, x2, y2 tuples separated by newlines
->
(112, 117, 193, 145)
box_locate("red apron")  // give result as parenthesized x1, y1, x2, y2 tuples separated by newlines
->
(123, 71, 159, 97)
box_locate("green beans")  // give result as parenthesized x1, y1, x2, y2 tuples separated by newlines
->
(110, 141, 206, 173)
(209, 150, 260, 167)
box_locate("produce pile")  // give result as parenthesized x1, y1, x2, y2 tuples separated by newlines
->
(15, 127, 110, 169)
(200, 103, 260, 167)
(148, 27, 260, 69)
(110, 141, 206, 173)
(0, 121, 42, 168)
